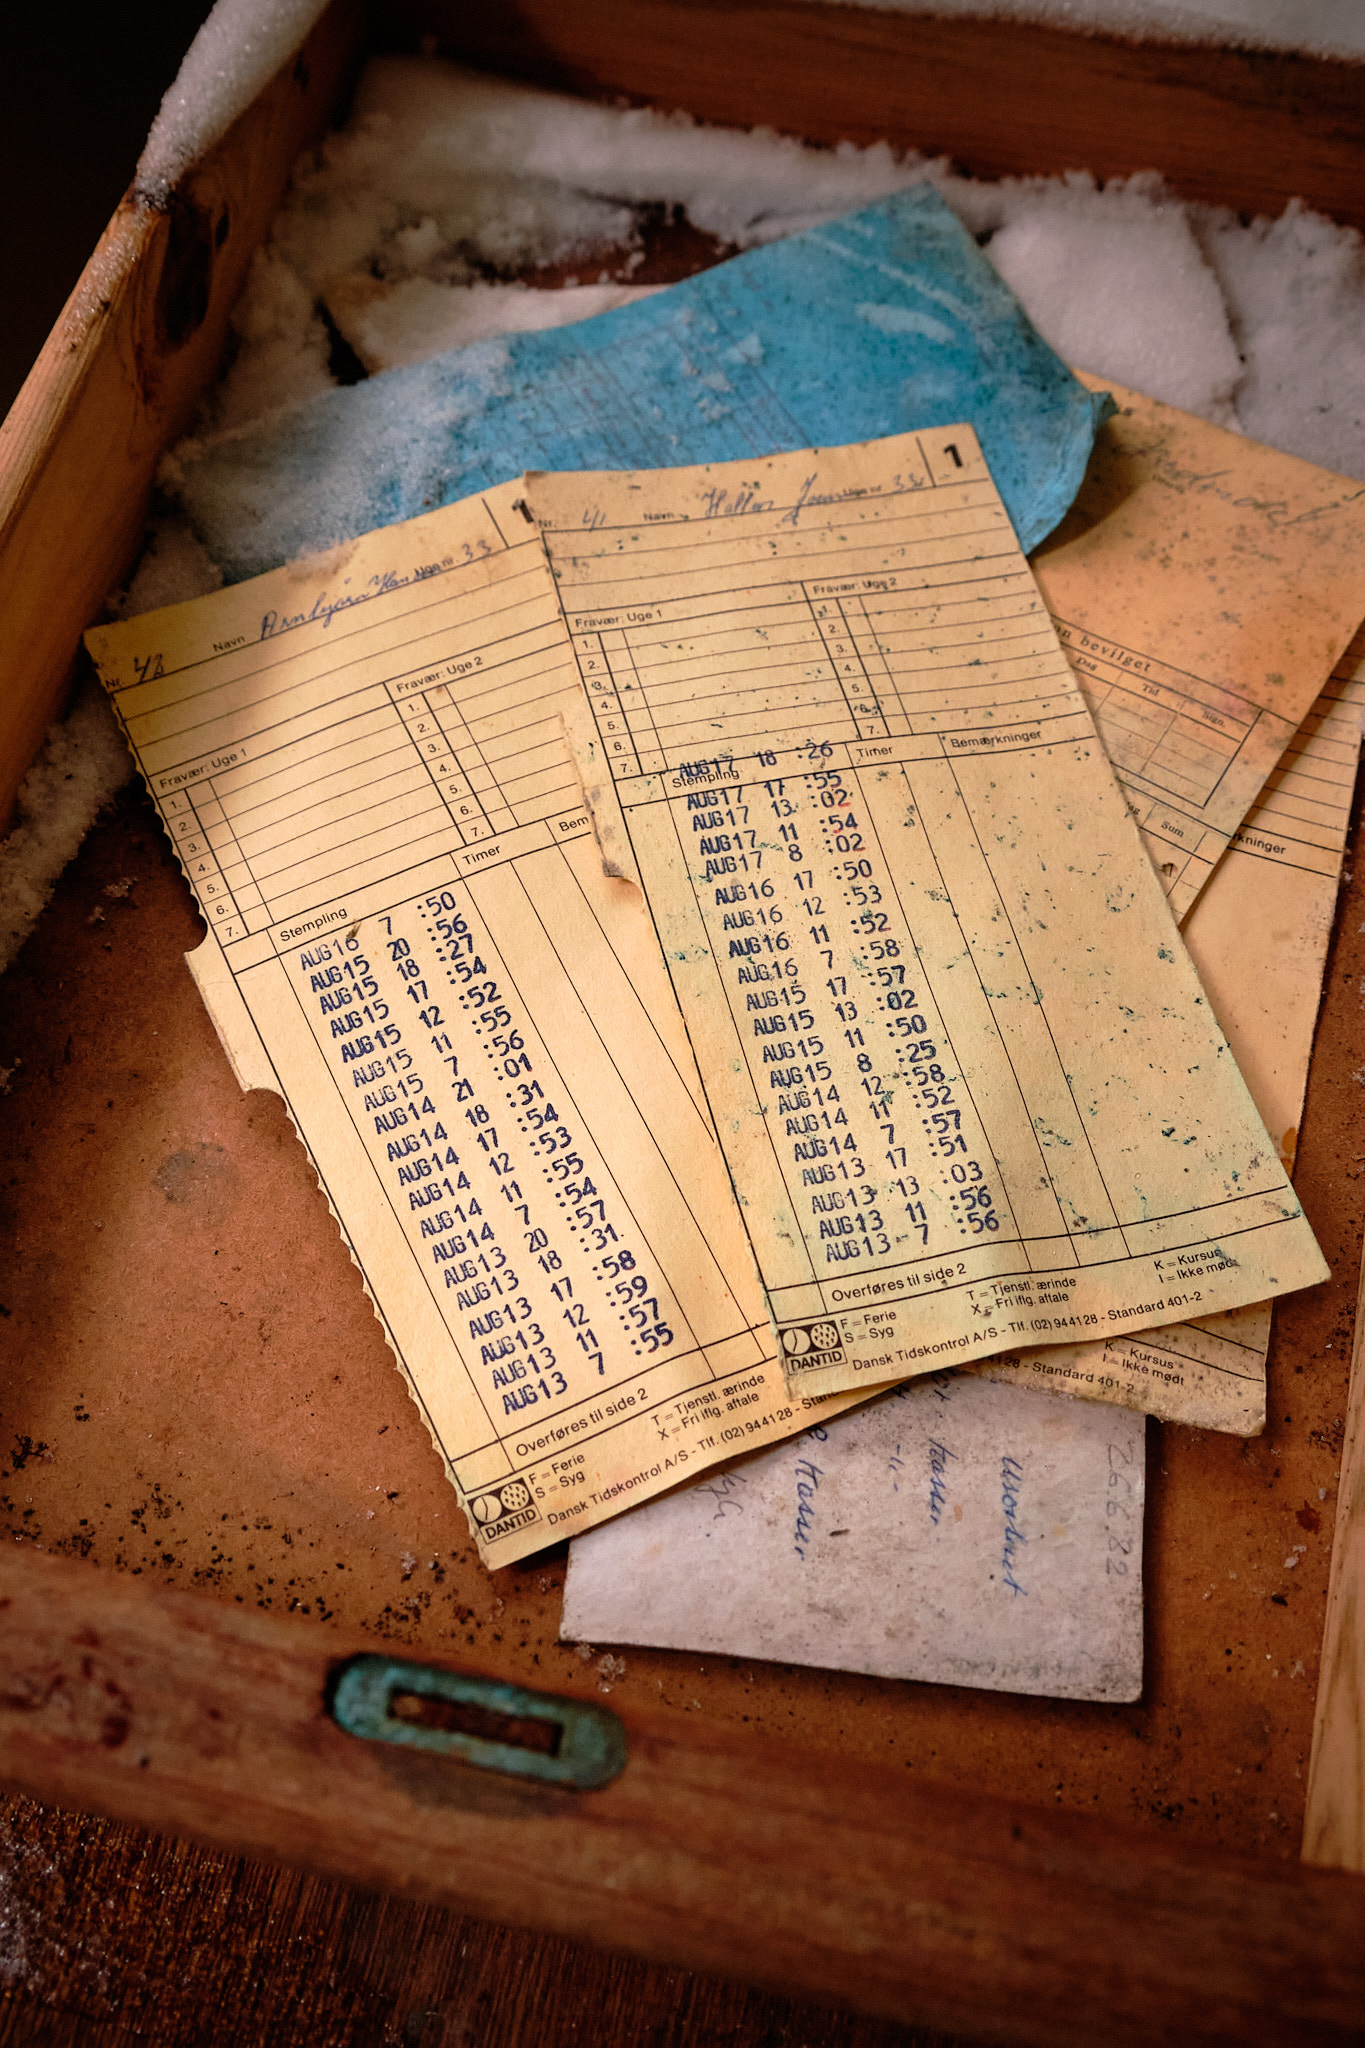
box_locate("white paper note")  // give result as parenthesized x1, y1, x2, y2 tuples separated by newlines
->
(562, 1373, 1144, 1701)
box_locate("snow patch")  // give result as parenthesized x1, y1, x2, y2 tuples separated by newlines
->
(11, 51, 1365, 973)
(327, 277, 667, 376)
(829, 0, 1365, 59)
(984, 175, 1243, 424)
(175, 59, 1365, 482)
(137, 0, 330, 204)
(0, 683, 135, 976)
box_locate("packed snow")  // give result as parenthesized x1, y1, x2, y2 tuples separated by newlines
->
(6, 48, 1365, 973)
(136, 0, 330, 206)
(326, 277, 666, 376)
(122, 0, 1365, 230)
(984, 178, 1244, 424)
(0, 680, 142, 977)
(172, 59, 1365, 487)
(842, 0, 1365, 59)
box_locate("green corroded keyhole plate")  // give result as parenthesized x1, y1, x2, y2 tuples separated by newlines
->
(330, 1655, 627, 1789)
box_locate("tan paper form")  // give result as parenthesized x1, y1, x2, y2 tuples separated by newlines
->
(1035, 378, 1365, 921)
(85, 483, 861, 1568)
(529, 430, 1328, 1403)
(986, 632, 1365, 1432)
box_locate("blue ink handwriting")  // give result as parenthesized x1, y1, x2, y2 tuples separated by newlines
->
(793, 1457, 824, 1560)
(1000, 1453, 1028, 1596)
(928, 1437, 958, 1526)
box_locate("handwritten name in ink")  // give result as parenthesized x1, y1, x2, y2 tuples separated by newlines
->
(699, 481, 774, 521)
(1000, 1453, 1028, 1596)
(781, 472, 884, 528)
(793, 1457, 824, 1560)
(258, 541, 490, 640)
(927, 1437, 957, 1525)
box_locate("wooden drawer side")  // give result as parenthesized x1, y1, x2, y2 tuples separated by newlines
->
(1, 1539, 1364, 2047)
(401, 0, 1365, 232)
(0, 0, 364, 832)
(2, 0, 1363, 831)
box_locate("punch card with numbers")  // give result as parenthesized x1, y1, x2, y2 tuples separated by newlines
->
(531, 430, 1329, 1401)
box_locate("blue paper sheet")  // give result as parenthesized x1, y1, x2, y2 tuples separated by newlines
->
(172, 185, 1109, 583)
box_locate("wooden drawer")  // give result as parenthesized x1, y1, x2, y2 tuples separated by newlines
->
(4, 1, 1365, 831)
(1, 7, 1363, 2041)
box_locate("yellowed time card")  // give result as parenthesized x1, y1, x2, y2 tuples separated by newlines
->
(1036, 377, 1365, 920)
(987, 633, 1365, 1432)
(85, 482, 859, 1568)
(529, 430, 1329, 1403)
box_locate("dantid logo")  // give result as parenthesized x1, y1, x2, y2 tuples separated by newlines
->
(469, 1479, 539, 1541)
(780, 1320, 844, 1370)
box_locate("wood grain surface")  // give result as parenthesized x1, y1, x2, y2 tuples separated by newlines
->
(1304, 1230, 1365, 1870)
(0, 1538, 1360, 2047)
(4, 4, 1365, 2036)
(0, 0, 363, 831)
(0, 731, 1362, 2041)
(4, 781, 1360, 1860)
(401, 0, 1365, 229)
(0, 1788, 955, 2048)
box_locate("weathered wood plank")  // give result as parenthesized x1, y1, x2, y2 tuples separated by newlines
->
(0, 1542, 1361, 2047)
(0, 0, 363, 830)
(402, 0, 1365, 230)
(0, 1784, 952, 2048)
(1304, 1241, 1365, 1871)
